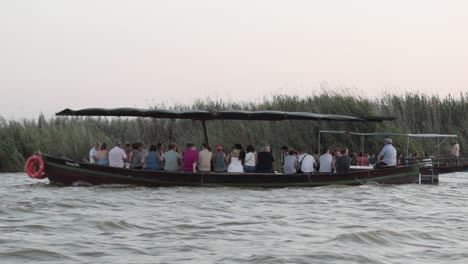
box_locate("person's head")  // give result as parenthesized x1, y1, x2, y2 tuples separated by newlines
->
(246, 145, 254, 153)
(168, 143, 175, 150)
(186, 143, 194, 150)
(358, 152, 363, 157)
(262, 144, 270, 153)
(149, 144, 157, 152)
(94, 142, 100, 149)
(216, 145, 223, 152)
(100, 142, 107, 150)
(297, 146, 305, 154)
(115, 140, 121, 147)
(384, 138, 392, 145)
(288, 150, 296, 156)
(125, 143, 131, 150)
(234, 144, 243, 150)
(280, 146, 288, 153)
(201, 143, 208, 149)
(156, 143, 163, 151)
(321, 146, 329, 155)
(131, 142, 139, 150)
(341, 148, 348, 155)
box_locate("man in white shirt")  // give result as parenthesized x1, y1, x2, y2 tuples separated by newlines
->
(89, 142, 99, 164)
(297, 147, 315, 173)
(109, 141, 127, 168)
(376, 138, 397, 168)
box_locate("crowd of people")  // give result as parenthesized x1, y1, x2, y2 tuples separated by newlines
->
(87, 138, 419, 174)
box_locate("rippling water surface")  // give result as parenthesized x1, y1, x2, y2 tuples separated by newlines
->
(2, 173, 468, 263)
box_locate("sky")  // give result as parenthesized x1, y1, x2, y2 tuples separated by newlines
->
(1, 0, 467, 119)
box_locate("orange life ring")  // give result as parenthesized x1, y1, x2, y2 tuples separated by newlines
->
(25, 155, 46, 179)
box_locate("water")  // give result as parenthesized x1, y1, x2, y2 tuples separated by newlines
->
(1, 173, 468, 264)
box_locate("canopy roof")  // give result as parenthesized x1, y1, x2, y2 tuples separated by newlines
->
(319, 130, 458, 138)
(56, 108, 396, 122)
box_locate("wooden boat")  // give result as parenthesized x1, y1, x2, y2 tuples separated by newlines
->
(42, 154, 420, 187)
(26, 108, 422, 187)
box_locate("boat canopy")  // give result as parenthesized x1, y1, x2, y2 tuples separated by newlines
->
(318, 130, 457, 157)
(319, 130, 458, 138)
(56, 108, 395, 122)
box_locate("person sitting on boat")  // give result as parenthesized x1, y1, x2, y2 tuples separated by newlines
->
(89, 142, 99, 164)
(279, 146, 288, 173)
(368, 153, 377, 165)
(297, 147, 315, 173)
(227, 144, 245, 173)
(376, 138, 397, 168)
(213, 145, 227, 172)
(130, 143, 145, 169)
(198, 143, 212, 172)
(319, 146, 333, 173)
(356, 152, 369, 166)
(183, 143, 199, 173)
(146, 144, 163, 170)
(420, 153, 433, 168)
(164, 143, 181, 172)
(243, 145, 257, 173)
(256, 144, 275, 173)
(335, 148, 351, 173)
(97, 142, 109, 166)
(124, 143, 132, 168)
(109, 141, 128, 168)
(451, 140, 460, 165)
(283, 150, 298, 174)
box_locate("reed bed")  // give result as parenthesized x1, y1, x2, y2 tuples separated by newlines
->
(1, 92, 466, 172)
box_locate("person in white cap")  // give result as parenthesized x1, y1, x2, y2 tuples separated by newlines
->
(376, 138, 397, 168)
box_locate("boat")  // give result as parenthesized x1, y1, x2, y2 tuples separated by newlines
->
(25, 108, 421, 187)
(317, 131, 467, 183)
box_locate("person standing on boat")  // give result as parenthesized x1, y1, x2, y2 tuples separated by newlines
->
(227, 144, 245, 173)
(451, 140, 460, 165)
(164, 143, 181, 172)
(198, 143, 212, 172)
(97, 142, 109, 166)
(318, 146, 333, 173)
(335, 148, 351, 173)
(109, 141, 127, 168)
(376, 138, 397, 168)
(183, 143, 199, 173)
(256, 144, 275, 173)
(297, 147, 315, 173)
(89, 142, 99, 164)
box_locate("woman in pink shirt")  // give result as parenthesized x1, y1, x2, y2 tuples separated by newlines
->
(183, 143, 199, 173)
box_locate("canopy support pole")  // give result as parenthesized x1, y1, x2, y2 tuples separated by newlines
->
(318, 131, 321, 155)
(201, 120, 210, 146)
(406, 136, 410, 157)
(437, 137, 440, 166)
(361, 135, 364, 156)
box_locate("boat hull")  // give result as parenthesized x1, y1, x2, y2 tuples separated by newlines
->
(435, 163, 468, 174)
(42, 155, 420, 187)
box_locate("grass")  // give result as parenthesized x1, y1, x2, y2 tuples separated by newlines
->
(0, 92, 466, 172)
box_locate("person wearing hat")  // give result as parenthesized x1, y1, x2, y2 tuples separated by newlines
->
(376, 138, 397, 168)
(212, 145, 227, 172)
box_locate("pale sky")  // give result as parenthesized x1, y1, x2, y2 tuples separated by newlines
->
(1, 0, 467, 119)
